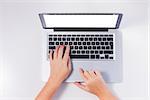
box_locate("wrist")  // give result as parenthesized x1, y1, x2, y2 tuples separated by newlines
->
(48, 76, 63, 87)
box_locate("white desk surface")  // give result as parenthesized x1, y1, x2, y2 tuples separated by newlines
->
(0, 1, 149, 100)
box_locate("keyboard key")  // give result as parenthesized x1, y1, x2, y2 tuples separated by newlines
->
(75, 46, 78, 49)
(101, 57, 104, 59)
(106, 46, 109, 49)
(79, 46, 82, 49)
(54, 38, 57, 41)
(88, 46, 92, 49)
(96, 42, 99, 45)
(111, 46, 113, 49)
(49, 35, 53, 36)
(86, 35, 90, 36)
(76, 38, 79, 41)
(93, 46, 96, 49)
(99, 51, 103, 54)
(101, 42, 104, 45)
(91, 55, 95, 59)
(102, 46, 105, 49)
(87, 42, 90, 45)
(69, 42, 72, 45)
(78, 42, 81, 45)
(71, 38, 75, 41)
(70, 55, 89, 59)
(86, 51, 89, 54)
(92, 42, 95, 45)
(67, 38, 70, 41)
(49, 42, 54, 45)
(58, 35, 62, 36)
(81, 50, 85, 54)
(60, 42, 63, 45)
(49, 46, 55, 49)
(103, 38, 106, 41)
(74, 42, 77, 45)
(58, 38, 61, 41)
(107, 38, 113, 41)
(65, 42, 68, 45)
(56, 42, 59, 45)
(110, 57, 113, 59)
(85, 38, 88, 41)
(95, 51, 98, 54)
(98, 38, 101, 41)
(49, 38, 52, 41)
(83, 42, 86, 45)
(97, 46, 101, 49)
(104, 51, 113, 54)
(105, 42, 108, 45)
(105, 55, 109, 59)
(62, 38, 65, 41)
(95, 35, 99, 36)
(94, 38, 97, 41)
(110, 42, 113, 45)
(80, 38, 84, 41)
(96, 55, 99, 59)
(109, 35, 113, 37)
(84, 46, 87, 49)
(72, 50, 76, 54)
(91, 35, 94, 37)
(89, 38, 93, 41)
(77, 51, 80, 54)
(90, 50, 94, 54)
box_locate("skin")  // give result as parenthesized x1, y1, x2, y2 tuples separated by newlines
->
(36, 45, 118, 100)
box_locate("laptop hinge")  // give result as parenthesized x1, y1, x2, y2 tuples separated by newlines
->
(54, 28, 108, 32)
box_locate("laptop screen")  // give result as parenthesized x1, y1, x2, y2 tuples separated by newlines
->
(39, 13, 122, 29)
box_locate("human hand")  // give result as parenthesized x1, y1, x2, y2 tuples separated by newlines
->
(74, 68, 118, 100)
(36, 45, 72, 100)
(49, 45, 72, 84)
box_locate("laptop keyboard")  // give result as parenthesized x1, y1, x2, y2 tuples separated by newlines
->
(48, 34, 114, 60)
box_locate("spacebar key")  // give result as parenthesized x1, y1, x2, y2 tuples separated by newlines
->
(70, 55, 89, 59)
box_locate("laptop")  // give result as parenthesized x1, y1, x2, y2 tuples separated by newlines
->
(39, 13, 123, 83)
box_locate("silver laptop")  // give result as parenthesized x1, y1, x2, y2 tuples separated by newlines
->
(39, 13, 123, 83)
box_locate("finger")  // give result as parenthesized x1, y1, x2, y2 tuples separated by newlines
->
(67, 58, 72, 71)
(57, 45, 65, 59)
(89, 70, 97, 77)
(79, 68, 88, 81)
(49, 50, 53, 62)
(54, 46, 59, 59)
(84, 70, 92, 79)
(95, 70, 101, 77)
(63, 45, 70, 61)
(74, 82, 88, 91)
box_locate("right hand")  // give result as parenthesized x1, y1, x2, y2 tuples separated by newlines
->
(74, 68, 118, 100)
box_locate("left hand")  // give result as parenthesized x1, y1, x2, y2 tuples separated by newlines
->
(49, 45, 72, 84)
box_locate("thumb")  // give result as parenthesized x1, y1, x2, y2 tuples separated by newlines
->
(74, 82, 89, 92)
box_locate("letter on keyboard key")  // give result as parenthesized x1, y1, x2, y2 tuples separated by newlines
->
(70, 55, 89, 59)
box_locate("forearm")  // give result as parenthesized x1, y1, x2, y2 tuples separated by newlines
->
(36, 78, 61, 100)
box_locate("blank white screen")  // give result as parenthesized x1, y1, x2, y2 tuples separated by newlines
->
(43, 15, 118, 28)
